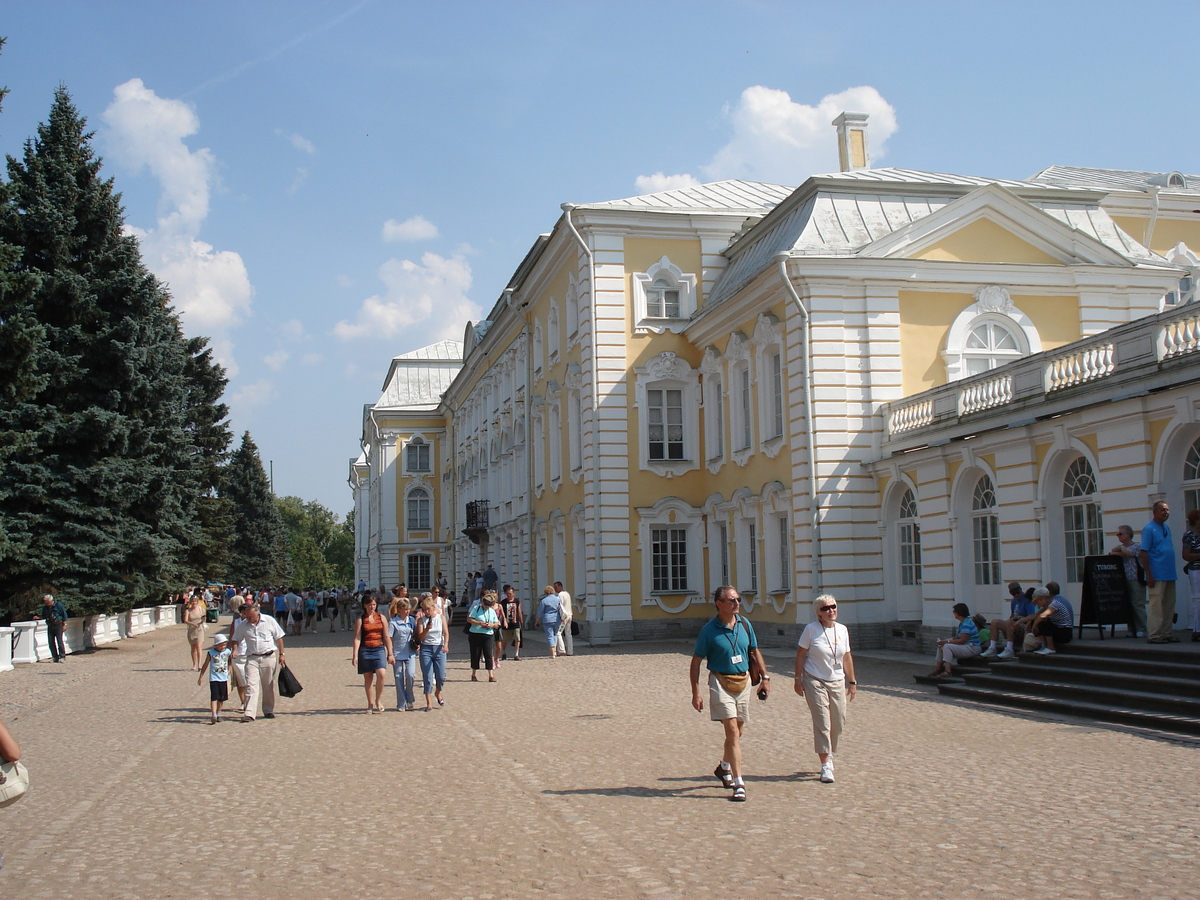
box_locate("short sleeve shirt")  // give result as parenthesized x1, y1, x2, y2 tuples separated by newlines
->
(797, 620, 850, 681)
(956, 618, 981, 644)
(693, 616, 758, 675)
(1141, 520, 1177, 581)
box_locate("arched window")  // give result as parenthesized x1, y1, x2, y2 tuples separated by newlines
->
(1062, 457, 1103, 582)
(1184, 438, 1200, 513)
(971, 475, 1001, 585)
(898, 488, 922, 586)
(631, 256, 697, 334)
(963, 319, 1023, 376)
(407, 487, 431, 530)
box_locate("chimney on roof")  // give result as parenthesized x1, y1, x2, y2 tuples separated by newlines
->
(833, 111, 870, 172)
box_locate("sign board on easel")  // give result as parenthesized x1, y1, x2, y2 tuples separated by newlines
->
(1078, 555, 1132, 639)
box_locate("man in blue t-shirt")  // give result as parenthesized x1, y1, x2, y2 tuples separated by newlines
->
(983, 582, 1038, 659)
(1139, 500, 1180, 643)
(689, 585, 770, 802)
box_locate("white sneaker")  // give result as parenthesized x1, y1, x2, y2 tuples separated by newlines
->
(997, 647, 1016, 659)
(820, 762, 835, 784)
(981, 646, 998, 658)
(1034, 647, 1056, 655)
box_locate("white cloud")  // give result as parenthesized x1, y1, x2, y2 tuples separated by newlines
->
(103, 79, 253, 345)
(276, 129, 316, 154)
(263, 349, 290, 371)
(634, 172, 702, 194)
(701, 85, 898, 184)
(382, 215, 440, 242)
(334, 252, 482, 342)
(229, 378, 277, 410)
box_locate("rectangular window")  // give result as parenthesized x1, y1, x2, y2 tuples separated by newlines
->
(739, 367, 752, 450)
(1064, 501, 1103, 583)
(718, 522, 729, 585)
(972, 513, 1001, 585)
(651, 526, 688, 591)
(714, 381, 724, 457)
(407, 491, 430, 530)
(406, 554, 432, 591)
(647, 388, 684, 460)
(406, 441, 430, 472)
(900, 523, 922, 585)
(748, 522, 758, 592)
(771, 352, 784, 438)
(778, 515, 790, 590)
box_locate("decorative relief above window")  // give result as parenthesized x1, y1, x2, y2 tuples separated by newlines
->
(942, 286, 1041, 381)
(631, 256, 697, 334)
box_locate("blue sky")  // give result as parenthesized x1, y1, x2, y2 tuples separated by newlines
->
(1, 1, 1197, 515)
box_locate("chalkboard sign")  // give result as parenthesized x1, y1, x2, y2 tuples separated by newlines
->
(1079, 555, 1132, 638)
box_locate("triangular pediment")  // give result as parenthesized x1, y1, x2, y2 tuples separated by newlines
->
(857, 183, 1134, 267)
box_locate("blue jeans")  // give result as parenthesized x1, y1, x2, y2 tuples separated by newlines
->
(393, 656, 417, 707)
(419, 645, 446, 695)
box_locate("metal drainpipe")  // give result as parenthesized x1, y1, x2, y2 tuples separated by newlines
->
(775, 254, 823, 595)
(561, 203, 604, 622)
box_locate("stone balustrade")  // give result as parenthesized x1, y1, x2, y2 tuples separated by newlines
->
(958, 372, 1013, 415)
(1, 604, 187, 671)
(1045, 342, 1115, 392)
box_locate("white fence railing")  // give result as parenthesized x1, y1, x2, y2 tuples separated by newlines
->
(3, 605, 185, 672)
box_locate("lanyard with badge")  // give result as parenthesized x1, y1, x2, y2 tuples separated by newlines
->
(723, 617, 745, 668)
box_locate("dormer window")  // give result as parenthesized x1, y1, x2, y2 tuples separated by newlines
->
(631, 256, 697, 334)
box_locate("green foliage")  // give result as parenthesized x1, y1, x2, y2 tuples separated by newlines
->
(0, 87, 230, 618)
(223, 432, 288, 587)
(275, 496, 353, 586)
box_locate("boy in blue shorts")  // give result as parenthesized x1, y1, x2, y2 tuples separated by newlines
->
(198, 633, 233, 725)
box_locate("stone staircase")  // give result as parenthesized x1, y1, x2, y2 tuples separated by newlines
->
(930, 640, 1200, 736)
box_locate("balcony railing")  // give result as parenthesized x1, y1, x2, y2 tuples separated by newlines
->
(882, 302, 1200, 445)
(465, 500, 489, 529)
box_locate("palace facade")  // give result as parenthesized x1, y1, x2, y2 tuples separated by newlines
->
(352, 115, 1200, 645)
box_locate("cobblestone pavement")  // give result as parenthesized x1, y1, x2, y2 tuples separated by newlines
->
(2, 620, 1198, 899)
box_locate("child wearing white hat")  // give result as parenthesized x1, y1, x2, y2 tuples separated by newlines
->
(197, 633, 232, 724)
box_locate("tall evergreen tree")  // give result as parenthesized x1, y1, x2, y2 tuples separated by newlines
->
(224, 432, 288, 587)
(0, 87, 218, 616)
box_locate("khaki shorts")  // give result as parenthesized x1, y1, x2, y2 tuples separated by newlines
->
(500, 628, 521, 643)
(708, 671, 751, 723)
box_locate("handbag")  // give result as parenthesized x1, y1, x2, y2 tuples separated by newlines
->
(277, 662, 303, 698)
(570, 620, 580, 636)
(0, 759, 30, 808)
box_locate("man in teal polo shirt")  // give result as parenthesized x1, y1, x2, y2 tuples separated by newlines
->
(689, 585, 771, 802)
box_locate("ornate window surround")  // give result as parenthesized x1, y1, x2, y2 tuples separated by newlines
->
(635, 496, 704, 613)
(751, 313, 787, 458)
(942, 285, 1041, 381)
(631, 256, 698, 335)
(700, 347, 726, 474)
(633, 352, 700, 478)
(725, 332, 753, 467)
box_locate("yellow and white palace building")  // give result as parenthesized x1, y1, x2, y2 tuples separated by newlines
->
(351, 114, 1200, 645)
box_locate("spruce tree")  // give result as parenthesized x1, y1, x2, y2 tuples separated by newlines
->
(223, 432, 288, 587)
(180, 336, 233, 583)
(0, 87, 215, 616)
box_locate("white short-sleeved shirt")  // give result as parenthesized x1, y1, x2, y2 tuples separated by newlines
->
(797, 620, 850, 681)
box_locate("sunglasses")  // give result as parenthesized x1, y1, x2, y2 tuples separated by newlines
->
(819, 604, 838, 612)
(720, 597, 742, 604)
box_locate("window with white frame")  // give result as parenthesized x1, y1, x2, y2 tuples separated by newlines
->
(718, 522, 730, 585)
(971, 475, 1001, 585)
(735, 363, 752, 450)
(547, 302, 560, 359)
(751, 315, 786, 449)
(406, 553, 432, 591)
(647, 388, 684, 461)
(700, 350, 725, 469)
(747, 522, 758, 593)
(637, 498, 703, 607)
(634, 352, 700, 477)
(1184, 437, 1200, 512)
(567, 387, 583, 472)
(650, 526, 688, 592)
(631, 256, 697, 334)
(548, 394, 562, 483)
(942, 287, 1041, 381)
(566, 274, 580, 337)
(532, 409, 545, 491)
(776, 514, 790, 591)
(898, 488, 922, 586)
(533, 321, 544, 373)
(405, 436, 431, 473)
(1063, 456, 1103, 583)
(407, 487, 431, 530)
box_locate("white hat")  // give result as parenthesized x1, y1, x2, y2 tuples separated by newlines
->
(212, 633, 229, 644)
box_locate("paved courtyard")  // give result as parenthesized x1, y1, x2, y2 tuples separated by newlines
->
(1, 618, 1197, 900)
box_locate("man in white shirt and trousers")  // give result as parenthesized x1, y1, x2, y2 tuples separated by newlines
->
(555, 581, 573, 656)
(232, 603, 287, 722)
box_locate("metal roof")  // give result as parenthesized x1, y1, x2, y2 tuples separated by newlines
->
(392, 339, 463, 361)
(1030, 165, 1200, 194)
(580, 179, 794, 214)
(374, 340, 463, 410)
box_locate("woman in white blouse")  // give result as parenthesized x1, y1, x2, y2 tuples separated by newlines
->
(793, 594, 857, 785)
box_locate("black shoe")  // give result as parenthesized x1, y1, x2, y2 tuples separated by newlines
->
(263, 713, 276, 719)
(714, 764, 734, 789)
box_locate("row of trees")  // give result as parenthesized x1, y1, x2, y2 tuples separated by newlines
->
(0, 73, 351, 619)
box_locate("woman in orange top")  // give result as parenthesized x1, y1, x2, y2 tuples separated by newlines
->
(352, 594, 395, 714)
